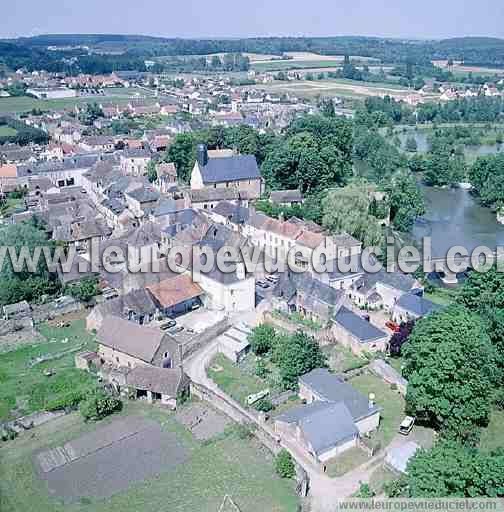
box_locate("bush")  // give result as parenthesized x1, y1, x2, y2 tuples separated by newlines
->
(253, 398, 274, 413)
(356, 482, 376, 498)
(275, 449, 295, 478)
(255, 358, 269, 379)
(79, 390, 122, 422)
(249, 324, 277, 355)
(233, 422, 255, 440)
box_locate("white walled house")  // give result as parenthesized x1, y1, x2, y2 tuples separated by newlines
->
(275, 369, 380, 464)
(190, 145, 263, 199)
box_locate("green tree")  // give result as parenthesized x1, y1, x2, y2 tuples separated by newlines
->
(385, 170, 425, 232)
(166, 132, 197, 182)
(275, 449, 296, 478)
(79, 390, 122, 422)
(248, 324, 276, 355)
(0, 221, 59, 305)
(146, 160, 158, 183)
(405, 136, 418, 152)
(274, 330, 327, 390)
(65, 277, 100, 303)
(400, 441, 504, 497)
(458, 267, 504, 367)
(356, 483, 376, 498)
(322, 180, 383, 247)
(402, 305, 499, 442)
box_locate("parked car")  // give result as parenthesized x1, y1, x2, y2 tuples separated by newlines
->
(385, 320, 401, 333)
(265, 274, 279, 283)
(160, 320, 176, 330)
(399, 416, 415, 435)
(256, 281, 269, 288)
(168, 325, 184, 334)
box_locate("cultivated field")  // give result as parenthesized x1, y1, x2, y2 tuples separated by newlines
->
(0, 402, 299, 512)
(250, 78, 416, 100)
(0, 88, 153, 114)
(0, 126, 18, 137)
(432, 60, 504, 77)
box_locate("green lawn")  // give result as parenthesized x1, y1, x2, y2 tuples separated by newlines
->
(0, 320, 97, 422)
(424, 287, 458, 306)
(368, 465, 398, 493)
(349, 373, 406, 448)
(326, 447, 370, 477)
(252, 59, 344, 72)
(480, 408, 504, 453)
(0, 402, 299, 512)
(0, 196, 25, 217)
(0, 125, 18, 137)
(0, 90, 151, 114)
(208, 353, 268, 406)
(323, 344, 368, 373)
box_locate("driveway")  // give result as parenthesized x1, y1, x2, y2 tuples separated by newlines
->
(183, 310, 410, 511)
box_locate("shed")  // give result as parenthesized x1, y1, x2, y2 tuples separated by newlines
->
(217, 324, 251, 363)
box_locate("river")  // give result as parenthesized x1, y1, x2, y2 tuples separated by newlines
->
(412, 186, 504, 259)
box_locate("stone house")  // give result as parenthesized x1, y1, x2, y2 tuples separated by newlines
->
(275, 369, 380, 465)
(190, 145, 262, 199)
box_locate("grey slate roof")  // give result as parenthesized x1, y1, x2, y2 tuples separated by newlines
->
(299, 368, 380, 421)
(126, 366, 184, 396)
(212, 201, 250, 224)
(199, 155, 260, 183)
(270, 189, 303, 203)
(300, 402, 358, 454)
(97, 315, 166, 363)
(396, 293, 440, 316)
(333, 306, 388, 343)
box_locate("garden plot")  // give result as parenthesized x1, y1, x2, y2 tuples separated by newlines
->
(35, 416, 188, 503)
(176, 402, 230, 440)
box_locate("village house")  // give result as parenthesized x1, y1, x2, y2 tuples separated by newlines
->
(189, 187, 250, 211)
(269, 189, 304, 207)
(190, 145, 263, 199)
(86, 288, 160, 331)
(95, 315, 187, 408)
(391, 293, 440, 324)
(275, 369, 380, 465)
(332, 306, 389, 355)
(120, 148, 152, 177)
(146, 274, 204, 318)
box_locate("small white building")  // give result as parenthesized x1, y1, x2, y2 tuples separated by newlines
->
(217, 324, 251, 363)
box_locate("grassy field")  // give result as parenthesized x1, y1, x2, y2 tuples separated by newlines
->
(424, 286, 458, 306)
(326, 446, 370, 477)
(0, 402, 299, 512)
(0, 319, 97, 422)
(208, 353, 268, 406)
(252, 59, 345, 72)
(349, 373, 406, 448)
(323, 344, 368, 373)
(480, 408, 504, 453)
(252, 78, 413, 100)
(0, 196, 25, 217)
(0, 125, 18, 137)
(0, 89, 152, 114)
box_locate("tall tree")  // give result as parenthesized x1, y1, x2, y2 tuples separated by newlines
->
(402, 305, 499, 442)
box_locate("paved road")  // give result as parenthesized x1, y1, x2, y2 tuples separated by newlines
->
(183, 308, 410, 511)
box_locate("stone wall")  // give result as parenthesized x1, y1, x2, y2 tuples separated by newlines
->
(181, 318, 230, 360)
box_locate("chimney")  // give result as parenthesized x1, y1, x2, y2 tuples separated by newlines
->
(196, 144, 208, 167)
(368, 393, 375, 409)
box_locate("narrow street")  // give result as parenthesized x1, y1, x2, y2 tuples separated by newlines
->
(183, 314, 410, 512)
